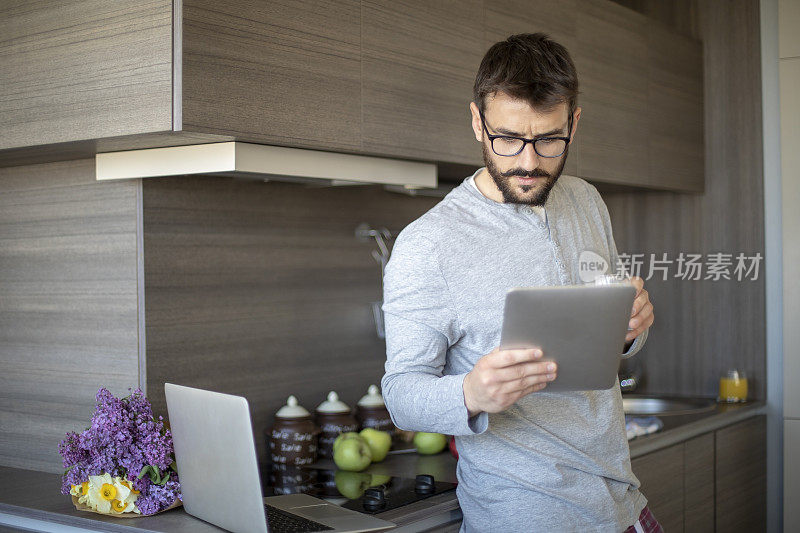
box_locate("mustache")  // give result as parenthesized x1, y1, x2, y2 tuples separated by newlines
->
(500, 168, 551, 179)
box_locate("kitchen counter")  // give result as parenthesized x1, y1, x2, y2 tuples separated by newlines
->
(0, 453, 461, 533)
(626, 398, 766, 458)
(0, 399, 764, 532)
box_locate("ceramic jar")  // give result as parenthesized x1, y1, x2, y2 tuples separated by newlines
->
(315, 391, 358, 459)
(355, 384, 395, 436)
(268, 395, 320, 466)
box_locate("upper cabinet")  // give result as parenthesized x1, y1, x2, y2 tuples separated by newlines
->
(646, 22, 704, 192)
(0, 0, 173, 150)
(361, 0, 483, 164)
(575, 0, 649, 188)
(0, 0, 704, 192)
(181, 0, 362, 154)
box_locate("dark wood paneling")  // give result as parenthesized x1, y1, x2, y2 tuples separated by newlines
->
(575, 0, 650, 187)
(0, 0, 173, 150)
(715, 415, 766, 532)
(0, 160, 141, 473)
(631, 443, 685, 532)
(181, 0, 361, 153)
(142, 177, 439, 462)
(600, 0, 765, 398)
(361, 0, 484, 164)
(483, 0, 579, 177)
(684, 432, 715, 531)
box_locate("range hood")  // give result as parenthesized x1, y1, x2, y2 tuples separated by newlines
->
(95, 142, 437, 189)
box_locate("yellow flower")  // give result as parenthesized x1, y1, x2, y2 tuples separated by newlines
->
(100, 483, 116, 501)
(69, 481, 89, 498)
(111, 499, 127, 513)
(121, 479, 140, 495)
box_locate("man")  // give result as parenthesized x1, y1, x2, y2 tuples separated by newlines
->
(380, 33, 659, 532)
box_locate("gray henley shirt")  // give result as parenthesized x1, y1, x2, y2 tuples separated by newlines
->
(380, 168, 649, 532)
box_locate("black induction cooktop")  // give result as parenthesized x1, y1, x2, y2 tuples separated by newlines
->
(261, 463, 457, 515)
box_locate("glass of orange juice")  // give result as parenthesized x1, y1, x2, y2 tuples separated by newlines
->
(718, 369, 748, 402)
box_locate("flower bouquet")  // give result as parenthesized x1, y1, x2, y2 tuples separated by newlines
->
(59, 388, 182, 516)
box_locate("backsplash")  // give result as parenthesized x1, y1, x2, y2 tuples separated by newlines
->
(142, 176, 440, 462)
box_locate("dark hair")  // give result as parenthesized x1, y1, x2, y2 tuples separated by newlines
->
(473, 33, 579, 118)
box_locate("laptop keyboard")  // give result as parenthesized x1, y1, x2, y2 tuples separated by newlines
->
(265, 504, 335, 532)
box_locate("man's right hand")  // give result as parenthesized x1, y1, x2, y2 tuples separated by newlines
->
(462, 347, 557, 417)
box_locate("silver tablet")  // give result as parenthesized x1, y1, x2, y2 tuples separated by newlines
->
(499, 284, 636, 391)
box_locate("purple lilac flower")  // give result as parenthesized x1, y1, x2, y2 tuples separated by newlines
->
(58, 388, 181, 514)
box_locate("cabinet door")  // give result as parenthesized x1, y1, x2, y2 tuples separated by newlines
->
(575, 0, 649, 188)
(715, 415, 766, 532)
(484, 0, 579, 177)
(631, 443, 685, 532)
(646, 21, 704, 192)
(361, 0, 484, 164)
(181, 0, 362, 153)
(0, 0, 173, 150)
(684, 432, 715, 532)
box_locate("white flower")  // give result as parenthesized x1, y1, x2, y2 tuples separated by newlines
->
(86, 473, 115, 514)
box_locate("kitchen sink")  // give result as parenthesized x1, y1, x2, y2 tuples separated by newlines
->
(622, 395, 717, 416)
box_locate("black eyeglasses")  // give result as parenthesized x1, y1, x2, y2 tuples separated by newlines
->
(479, 110, 572, 158)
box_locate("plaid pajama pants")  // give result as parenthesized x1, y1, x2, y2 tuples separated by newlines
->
(624, 506, 664, 533)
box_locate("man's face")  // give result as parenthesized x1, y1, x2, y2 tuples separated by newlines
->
(471, 92, 578, 206)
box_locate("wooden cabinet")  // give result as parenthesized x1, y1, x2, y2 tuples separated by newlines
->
(716, 415, 767, 532)
(0, 0, 173, 150)
(685, 432, 715, 531)
(632, 442, 686, 531)
(361, 0, 483, 164)
(181, 0, 362, 153)
(0, 0, 704, 191)
(575, 0, 649, 188)
(631, 416, 765, 532)
(646, 21, 704, 192)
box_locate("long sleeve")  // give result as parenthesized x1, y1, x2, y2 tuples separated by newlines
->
(380, 230, 489, 436)
(586, 183, 650, 360)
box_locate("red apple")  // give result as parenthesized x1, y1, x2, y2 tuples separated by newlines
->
(449, 436, 458, 459)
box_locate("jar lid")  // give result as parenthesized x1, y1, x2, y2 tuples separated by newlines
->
(275, 395, 311, 418)
(316, 391, 350, 413)
(357, 385, 385, 407)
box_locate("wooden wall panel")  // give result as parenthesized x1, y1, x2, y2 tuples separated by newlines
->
(0, 0, 173, 150)
(0, 160, 141, 473)
(181, 0, 361, 153)
(142, 178, 439, 462)
(603, 0, 765, 399)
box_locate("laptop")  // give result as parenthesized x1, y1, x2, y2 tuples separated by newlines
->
(164, 383, 396, 533)
(499, 284, 636, 391)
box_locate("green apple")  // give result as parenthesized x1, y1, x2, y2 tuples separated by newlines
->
(369, 474, 392, 487)
(359, 428, 392, 462)
(333, 435, 373, 471)
(334, 470, 372, 499)
(333, 432, 362, 454)
(413, 432, 448, 455)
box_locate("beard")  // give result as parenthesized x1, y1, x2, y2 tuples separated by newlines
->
(481, 143, 569, 206)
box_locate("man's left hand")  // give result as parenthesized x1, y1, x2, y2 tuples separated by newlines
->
(626, 276, 654, 343)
